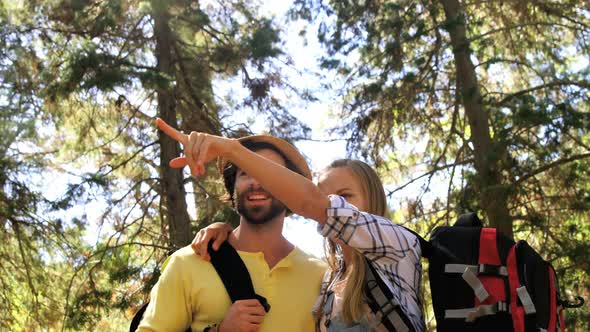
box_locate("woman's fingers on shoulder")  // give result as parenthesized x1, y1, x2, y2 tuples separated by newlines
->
(212, 234, 226, 251)
(199, 231, 213, 259)
(191, 231, 212, 261)
(191, 232, 201, 253)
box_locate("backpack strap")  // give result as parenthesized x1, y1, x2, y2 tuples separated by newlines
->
(477, 228, 507, 304)
(506, 243, 527, 332)
(130, 243, 270, 332)
(442, 227, 512, 323)
(364, 258, 415, 332)
(444, 301, 510, 321)
(208, 241, 270, 313)
(400, 212, 482, 260)
(130, 303, 150, 332)
(400, 226, 433, 260)
(129, 249, 193, 332)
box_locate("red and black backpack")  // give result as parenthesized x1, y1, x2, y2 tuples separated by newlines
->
(422, 213, 584, 332)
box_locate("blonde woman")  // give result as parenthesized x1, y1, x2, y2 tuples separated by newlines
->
(157, 119, 425, 332)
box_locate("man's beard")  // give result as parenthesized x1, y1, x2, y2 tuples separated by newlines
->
(236, 189, 287, 225)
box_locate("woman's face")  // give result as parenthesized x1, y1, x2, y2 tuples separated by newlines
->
(318, 166, 368, 211)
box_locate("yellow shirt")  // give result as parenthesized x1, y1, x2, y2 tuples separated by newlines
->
(137, 245, 327, 332)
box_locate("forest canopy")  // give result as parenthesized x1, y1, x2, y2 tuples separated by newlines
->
(1, 0, 588, 330)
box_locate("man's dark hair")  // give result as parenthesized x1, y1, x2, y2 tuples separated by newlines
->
(222, 140, 302, 215)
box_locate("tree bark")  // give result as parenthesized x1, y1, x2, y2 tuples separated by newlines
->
(153, 1, 192, 247)
(440, 0, 513, 238)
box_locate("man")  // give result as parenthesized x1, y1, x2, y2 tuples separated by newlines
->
(137, 119, 327, 332)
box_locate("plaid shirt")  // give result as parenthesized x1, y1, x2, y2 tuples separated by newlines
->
(313, 195, 425, 331)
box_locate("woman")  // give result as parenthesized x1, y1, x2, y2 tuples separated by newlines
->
(157, 118, 425, 331)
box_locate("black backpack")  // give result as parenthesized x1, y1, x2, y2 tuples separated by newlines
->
(365, 213, 584, 332)
(424, 213, 584, 332)
(129, 241, 270, 332)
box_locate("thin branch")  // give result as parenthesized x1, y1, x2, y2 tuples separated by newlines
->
(475, 58, 544, 78)
(171, 37, 223, 134)
(564, 132, 590, 152)
(102, 141, 158, 177)
(387, 158, 474, 196)
(12, 220, 40, 322)
(470, 21, 584, 42)
(514, 152, 590, 186)
(493, 80, 590, 106)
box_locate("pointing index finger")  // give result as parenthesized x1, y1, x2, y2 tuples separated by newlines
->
(156, 118, 188, 145)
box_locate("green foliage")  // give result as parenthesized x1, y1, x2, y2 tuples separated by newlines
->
(1, 0, 312, 330)
(247, 19, 282, 61)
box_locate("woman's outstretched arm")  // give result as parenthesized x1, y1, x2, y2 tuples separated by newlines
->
(156, 118, 329, 223)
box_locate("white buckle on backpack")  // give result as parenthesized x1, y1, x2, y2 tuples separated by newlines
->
(462, 267, 490, 302)
(444, 263, 509, 303)
(444, 264, 490, 302)
(444, 263, 508, 276)
(445, 301, 509, 322)
(516, 286, 537, 314)
(374, 310, 410, 332)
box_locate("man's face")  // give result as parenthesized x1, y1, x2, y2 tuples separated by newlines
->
(234, 148, 288, 225)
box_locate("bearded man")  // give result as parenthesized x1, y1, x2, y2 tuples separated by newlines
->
(137, 134, 327, 332)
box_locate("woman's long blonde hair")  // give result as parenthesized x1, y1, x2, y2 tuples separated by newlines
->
(321, 159, 388, 324)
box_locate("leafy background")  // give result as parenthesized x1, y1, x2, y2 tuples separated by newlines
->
(1, 0, 588, 330)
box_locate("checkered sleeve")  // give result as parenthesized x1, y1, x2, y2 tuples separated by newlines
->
(317, 194, 421, 264)
(317, 195, 425, 331)
(311, 271, 331, 317)
(317, 194, 425, 331)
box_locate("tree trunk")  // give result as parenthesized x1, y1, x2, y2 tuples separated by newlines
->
(153, 2, 192, 247)
(439, 0, 513, 239)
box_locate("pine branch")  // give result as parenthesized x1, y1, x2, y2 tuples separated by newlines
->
(171, 37, 223, 134)
(102, 141, 158, 177)
(387, 158, 474, 197)
(514, 152, 590, 186)
(470, 21, 584, 43)
(493, 80, 590, 106)
(12, 219, 40, 324)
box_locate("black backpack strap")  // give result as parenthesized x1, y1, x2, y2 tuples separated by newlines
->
(129, 252, 192, 332)
(399, 213, 482, 260)
(130, 302, 149, 332)
(401, 225, 433, 260)
(561, 296, 585, 308)
(208, 241, 270, 313)
(364, 258, 416, 331)
(130, 242, 270, 332)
